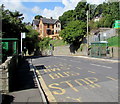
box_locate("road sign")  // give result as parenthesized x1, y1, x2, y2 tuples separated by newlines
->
(21, 33, 26, 38)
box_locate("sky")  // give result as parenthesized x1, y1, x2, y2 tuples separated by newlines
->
(0, 0, 107, 23)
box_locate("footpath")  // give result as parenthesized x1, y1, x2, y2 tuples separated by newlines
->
(2, 56, 44, 103)
(73, 55, 120, 63)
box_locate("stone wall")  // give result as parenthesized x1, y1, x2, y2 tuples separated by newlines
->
(53, 45, 88, 56)
(0, 55, 22, 94)
(53, 45, 119, 59)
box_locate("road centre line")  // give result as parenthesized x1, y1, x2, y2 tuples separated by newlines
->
(88, 71, 96, 74)
(106, 76, 117, 81)
(90, 63, 112, 69)
(76, 67, 81, 69)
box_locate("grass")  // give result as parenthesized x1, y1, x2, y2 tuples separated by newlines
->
(50, 39, 68, 47)
(107, 36, 120, 47)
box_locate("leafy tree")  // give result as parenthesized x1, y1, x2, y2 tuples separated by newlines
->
(39, 37, 51, 51)
(73, 1, 89, 21)
(34, 15, 43, 19)
(59, 10, 74, 29)
(60, 20, 86, 44)
(92, 2, 119, 28)
(24, 25, 39, 55)
(1, 4, 26, 38)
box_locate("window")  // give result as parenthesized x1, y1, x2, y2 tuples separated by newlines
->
(58, 25, 60, 28)
(48, 24, 50, 28)
(56, 30, 57, 34)
(52, 30, 54, 34)
(52, 24, 54, 28)
(47, 30, 51, 35)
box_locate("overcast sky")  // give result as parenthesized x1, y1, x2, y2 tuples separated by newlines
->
(0, 0, 107, 23)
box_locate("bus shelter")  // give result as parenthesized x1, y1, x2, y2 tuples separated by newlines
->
(0, 38, 18, 62)
(90, 41, 108, 58)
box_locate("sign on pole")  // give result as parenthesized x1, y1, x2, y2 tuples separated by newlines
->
(21, 33, 26, 38)
(21, 33, 26, 54)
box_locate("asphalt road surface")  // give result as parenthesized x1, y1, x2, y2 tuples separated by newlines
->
(32, 56, 118, 103)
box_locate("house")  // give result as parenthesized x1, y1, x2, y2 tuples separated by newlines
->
(89, 28, 117, 44)
(32, 19, 40, 32)
(93, 15, 102, 22)
(39, 17, 61, 39)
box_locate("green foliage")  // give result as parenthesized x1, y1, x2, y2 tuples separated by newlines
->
(60, 20, 86, 44)
(26, 25, 39, 38)
(73, 1, 88, 21)
(59, 2, 89, 29)
(59, 10, 74, 29)
(1, 4, 26, 38)
(91, 2, 119, 28)
(39, 37, 51, 51)
(25, 25, 39, 55)
(107, 36, 120, 47)
(50, 39, 67, 47)
(34, 15, 43, 19)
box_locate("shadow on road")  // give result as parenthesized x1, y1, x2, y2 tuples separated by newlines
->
(35, 65, 46, 70)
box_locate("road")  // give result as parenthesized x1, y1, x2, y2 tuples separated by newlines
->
(32, 56, 118, 103)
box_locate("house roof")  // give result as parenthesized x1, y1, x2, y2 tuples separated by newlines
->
(32, 19, 40, 26)
(41, 18, 59, 24)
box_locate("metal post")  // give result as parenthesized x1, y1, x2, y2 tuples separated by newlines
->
(87, 10, 89, 55)
(21, 33, 22, 55)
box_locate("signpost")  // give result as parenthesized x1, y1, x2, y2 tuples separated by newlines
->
(21, 33, 26, 54)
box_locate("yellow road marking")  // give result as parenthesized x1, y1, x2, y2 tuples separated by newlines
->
(88, 71, 96, 74)
(59, 64, 63, 66)
(49, 83, 66, 95)
(48, 66, 51, 68)
(106, 76, 117, 81)
(54, 65, 57, 67)
(66, 96, 81, 102)
(36, 70, 57, 102)
(61, 80, 79, 92)
(76, 67, 81, 69)
(85, 77, 101, 88)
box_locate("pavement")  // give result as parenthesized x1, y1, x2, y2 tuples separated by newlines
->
(1, 57, 44, 104)
(73, 55, 120, 63)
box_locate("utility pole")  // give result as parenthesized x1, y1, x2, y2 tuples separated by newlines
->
(87, 10, 89, 55)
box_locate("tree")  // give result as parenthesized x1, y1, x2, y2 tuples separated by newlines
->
(34, 15, 43, 19)
(60, 20, 86, 44)
(59, 10, 74, 29)
(91, 2, 119, 28)
(38, 37, 51, 51)
(24, 25, 39, 55)
(1, 4, 26, 38)
(73, 1, 89, 21)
